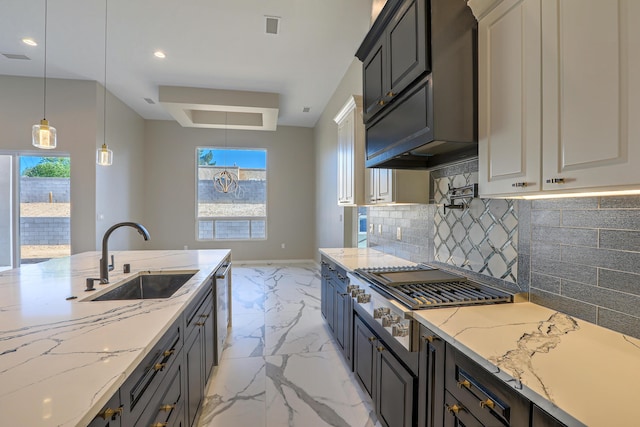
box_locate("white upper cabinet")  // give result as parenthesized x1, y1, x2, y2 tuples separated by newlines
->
(477, 0, 640, 197)
(478, 0, 542, 196)
(334, 96, 366, 206)
(541, 0, 640, 192)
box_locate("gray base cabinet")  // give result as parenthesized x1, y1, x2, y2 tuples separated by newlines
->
(320, 256, 352, 365)
(353, 314, 417, 427)
(88, 392, 122, 427)
(418, 325, 445, 427)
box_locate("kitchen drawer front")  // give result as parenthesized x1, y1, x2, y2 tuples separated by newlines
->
(120, 322, 182, 424)
(443, 390, 483, 427)
(185, 286, 213, 336)
(134, 355, 184, 427)
(445, 345, 530, 427)
(321, 256, 348, 285)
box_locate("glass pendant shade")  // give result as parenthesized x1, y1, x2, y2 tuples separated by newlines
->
(32, 119, 57, 149)
(214, 170, 239, 194)
(96, 143, 113, 166)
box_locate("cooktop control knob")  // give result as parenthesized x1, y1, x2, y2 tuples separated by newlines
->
(382, 314, 401, 327)
(373, 307, 391, 318)
(392, 323, 410, 337)
(357, 293, 371, 303)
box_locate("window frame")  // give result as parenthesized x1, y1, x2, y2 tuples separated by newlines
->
(195, 146, 268, 242)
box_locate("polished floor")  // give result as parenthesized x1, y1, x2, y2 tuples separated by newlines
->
(195, 263, 380, 427)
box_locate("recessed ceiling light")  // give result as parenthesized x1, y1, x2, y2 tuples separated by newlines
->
(22, 38, 37, 46)
(154, 50, 166, 59)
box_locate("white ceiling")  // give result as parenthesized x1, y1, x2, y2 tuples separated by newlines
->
(0, 0, 373, 128)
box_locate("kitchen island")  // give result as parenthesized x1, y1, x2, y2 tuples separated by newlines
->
(321, 247, 640, 426)
(0, 249, 230, 426)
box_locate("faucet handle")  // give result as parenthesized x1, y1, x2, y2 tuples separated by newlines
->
(108, 254, 115, 272)
(85, 278, 101, 291)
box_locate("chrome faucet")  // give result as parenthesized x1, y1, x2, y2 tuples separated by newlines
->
(86, 222, 150, 291)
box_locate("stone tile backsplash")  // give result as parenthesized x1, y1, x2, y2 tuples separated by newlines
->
(365, 158, 640, 339)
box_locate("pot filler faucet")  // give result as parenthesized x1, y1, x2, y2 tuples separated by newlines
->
(86, 222, 150, 291)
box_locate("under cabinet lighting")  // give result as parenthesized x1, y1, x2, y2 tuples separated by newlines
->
(521, 189, 640, 200)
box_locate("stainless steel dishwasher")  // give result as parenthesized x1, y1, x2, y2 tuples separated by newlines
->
(214, 260, 231, 365)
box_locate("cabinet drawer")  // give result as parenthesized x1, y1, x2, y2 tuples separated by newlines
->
(185, 287, 213, 334)
(134, 356, 184, 427)
(445, 346, 530, 426)
(444, 390, 483, 427)
(120, 322, 182, 424)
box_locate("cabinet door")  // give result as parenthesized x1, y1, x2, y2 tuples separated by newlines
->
(337, 112, 355, 205)
(326, 278, 336, 332)
(335, 286, 347, 351)
(478, 0, 542, 197)
(203, 299, 215, 380)
(542, 0, 640, 191)
(364, 39, 386, 121)
(376, 343, 417, 427)
(418, 328, 445, 427)
(185, 326, 204, 427)
(320, 269, 328, 320)
(353, 315, 377, 398)
(377, 169, 393, 203)
(386, 0, 428, 99)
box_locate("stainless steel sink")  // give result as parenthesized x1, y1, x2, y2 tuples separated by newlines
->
(89, 271, 197, 301)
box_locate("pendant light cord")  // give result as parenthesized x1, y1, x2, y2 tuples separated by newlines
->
(103, 0, 108, 146)
(43, 0, 48, 119)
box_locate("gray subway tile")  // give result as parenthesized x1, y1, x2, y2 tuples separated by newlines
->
(531, 225, 598, 247)
(562, 210, 640, 230)
(599, 196, 640, 209)
(530, 273, 561, 294)
(529, 288, 597, 323)
(562, 245, 640, 275)
(597, 308, 640, 339)
(531, 197, 599, 210)
(562, 280, 640, 317)
(530, 257, 597, 285)
(517, 253, 530, 290)
(531, 210, 561, 226)
(598, 269, 640, 297)
(530, 241, 562, 261)
(599, 229, 640, 252)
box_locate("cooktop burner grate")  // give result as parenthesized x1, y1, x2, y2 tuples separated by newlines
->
(391, 281, 512, 309)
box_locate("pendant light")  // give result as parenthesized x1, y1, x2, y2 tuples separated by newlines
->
(97, 0, 113, 166)
(213, 113, 239, 194)
(32, 0, 56, 149)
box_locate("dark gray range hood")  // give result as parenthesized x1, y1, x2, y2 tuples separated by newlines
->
(356, 0, 478, 170)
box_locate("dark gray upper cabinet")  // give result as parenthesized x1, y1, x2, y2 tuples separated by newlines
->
(356, 0, 478, 170)
(362, 0, 429, 122)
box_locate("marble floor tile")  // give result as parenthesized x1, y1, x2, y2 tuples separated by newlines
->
(264, 306, 337, 356)
(197, 263, 380, 427)
(197, 357, 266, 427)
(222, 313, 265, 360)
(265, 350, 379, 427)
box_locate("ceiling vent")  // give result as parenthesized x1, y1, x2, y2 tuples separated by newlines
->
(265, 16, 280, 35)
(2, 53, 30, 60)
(302, 107, 311, 113)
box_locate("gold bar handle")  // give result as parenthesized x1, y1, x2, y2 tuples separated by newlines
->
(422, 335, 439, 343)
(200, 314, 210, 318)
(162, 349, 175, 357)
(480, 399, 495, 409)
(159, 404, 175, 412)
(376, 346, 385, 352)
(446, 404, 463, 414)
(150, 423, 168, 427)
(195, 322, 205, 326)
(368, 336, 377, 342)
(97, 407, 123, 420)
(457, 380, 471, 389)
(153, 363, 166, 371)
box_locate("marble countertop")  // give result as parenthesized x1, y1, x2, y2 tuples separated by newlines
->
(321, 248, 640, 426)
(0, 249, 230, 427)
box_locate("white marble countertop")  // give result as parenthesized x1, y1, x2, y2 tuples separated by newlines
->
(319, 247, 416, 271)
(0, 249, 230, 427)
(320, 248, 640, 426)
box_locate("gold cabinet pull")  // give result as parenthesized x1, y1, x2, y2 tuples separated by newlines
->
(457, 380, 471, 389)
(386, 91, 395, 97)
(446, 404, 463, 414)
(97, 407, 123, 420)
(195, 322, 205, 326)
(150, 423, 168, 427)
(480, 399, 495, 409)
(162, 349, 174, 357)
(200, 314, 210, 318)
(368, 336, 377, 342)
(153, 363, 166, 371)
(158, 404, 175, 412)
(376, 346, 385, 352)
(422, 335, 439, 343)
(377, 100, 385, 106)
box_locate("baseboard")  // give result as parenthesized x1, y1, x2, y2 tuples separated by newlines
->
(233, 259, 317, 266)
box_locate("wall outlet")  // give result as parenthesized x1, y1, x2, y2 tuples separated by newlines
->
(369, 224, 374, 234)
(396, 227, 402, 241)
(378, 224, 382, 235)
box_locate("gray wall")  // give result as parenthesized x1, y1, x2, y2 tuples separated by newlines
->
(314, 59, 364, 256)
(20, 217, 70, 245)
(0, 75, 146, 254)
(142, 120, 315, 261)
(20, 177, 70, 202)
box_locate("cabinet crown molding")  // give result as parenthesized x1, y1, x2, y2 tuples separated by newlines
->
(333, 95, 363, 124)
(467, 0, 502, 20)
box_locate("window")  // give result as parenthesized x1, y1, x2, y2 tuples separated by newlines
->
(196, 148, 267, 240)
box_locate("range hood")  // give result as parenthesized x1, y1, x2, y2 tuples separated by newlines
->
(356, 0, 478, 170)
